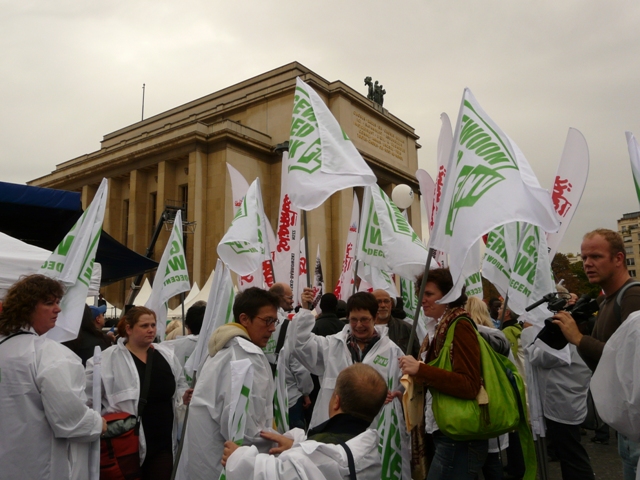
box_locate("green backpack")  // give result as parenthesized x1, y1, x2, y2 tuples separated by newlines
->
(428, 316, 537, 480)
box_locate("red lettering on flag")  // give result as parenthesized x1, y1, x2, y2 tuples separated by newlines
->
(277, 195, 298, 253)
(551, 176, 573, 217)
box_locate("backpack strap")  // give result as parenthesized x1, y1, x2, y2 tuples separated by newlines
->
(614, 281, 640, 322)
(0, 330, 34, 346)
(135, 346, 155, 435)
(339, 441, 357, 480)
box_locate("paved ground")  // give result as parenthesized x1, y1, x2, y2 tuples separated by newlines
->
(545, 428, 622, 480)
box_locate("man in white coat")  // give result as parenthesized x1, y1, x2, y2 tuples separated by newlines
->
(289, 291, 404, 430)
(181, 287, 281, 480)
(0, 274, 106, 480)
(222, 363, 388, 480)
(163, 302, 206, 382)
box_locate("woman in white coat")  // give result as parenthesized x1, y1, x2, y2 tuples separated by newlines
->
(0, 274, 105, 480)
(289, 290, 404, 430)
(86, 306, 192, 480)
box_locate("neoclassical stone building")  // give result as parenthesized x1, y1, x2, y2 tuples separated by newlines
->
(30, 62, 422, 307)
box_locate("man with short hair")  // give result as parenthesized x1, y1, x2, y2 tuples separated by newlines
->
(554, 229, 640, 479)
(372, 289, 418, 356)
(222, 363, 388, 479)
(488, 297, 502, 329)
(313, 293, 344, 337)
(181, 287, 280, 480)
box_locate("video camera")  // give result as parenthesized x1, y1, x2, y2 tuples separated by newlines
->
(525, 292, 599, 349)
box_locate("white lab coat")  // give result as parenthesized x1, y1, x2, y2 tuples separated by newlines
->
(265, 309, 313, 406)
(289, 309, 404, 429)
(0, 329, 102, 480)
(226, 428, 382, 480)
(181, 329, 275, 480)
(591, 310, 640, 441)
(85, 338, 188, 464)
(164, 334, 198, 382)
(526, 341, 590, 424)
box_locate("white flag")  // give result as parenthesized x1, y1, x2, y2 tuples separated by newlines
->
(357, 185, 430, 280)
(219, 359, 254, 480)
(184, 260, 235, 379)
(146, 209, 191, 340)
(218, 178, 271, 277)
(462, 239, 483, 299)
(378, 354, 411, 480)
(482, 222, 554, 325)
(285, 78, 376, 211)
(416, 169, 435, 229)
(626, 131, 640, 208)
(334, 193, 359, 301)
(273, 151, 302, 299)
(400, 276, 419, 321)
(547, 128, 589, 258)
(298, 239, 308, 294)
(430, 88, 559, 303)
(226, 163, 250, 211)
(311, 245, 324, 311)
(358, 262, 398, 297)
(40, 178, 108, 342)
(273, 351, 289, 433)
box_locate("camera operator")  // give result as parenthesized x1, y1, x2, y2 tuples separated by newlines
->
(553, 229, 640, 479)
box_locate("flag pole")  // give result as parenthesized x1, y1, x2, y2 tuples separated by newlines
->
(170, 372, 196, 480)
(407, 248, 435, 357)
(302, 211, 311, 288)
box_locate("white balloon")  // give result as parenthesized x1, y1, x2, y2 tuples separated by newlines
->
(391, 184, 414, 209)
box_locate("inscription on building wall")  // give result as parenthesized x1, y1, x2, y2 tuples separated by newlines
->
(352, 110, 406, 161)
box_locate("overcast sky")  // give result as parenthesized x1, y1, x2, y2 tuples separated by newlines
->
(2, 1, 640, 254)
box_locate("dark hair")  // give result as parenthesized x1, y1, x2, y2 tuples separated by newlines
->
(185, 303, 206, 335)
(335, 363, 388, 423)
(415, 268, 467, 308)
(346, 292, 378, 319)
(336, 300, 347, 318)
(489, 297, 502, 307)
(116, 306, 156, 338)
(584, 228, 626, 260)
(63, 305, 111, 353)
(319, 293, 338, 313)
(233, 287, 280, 322)
(0, 275, 65, 335)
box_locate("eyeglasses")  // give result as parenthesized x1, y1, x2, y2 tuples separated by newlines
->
(255, 316, 280, 327)
(281, 295, 294, 300)
(348, 316, 373, 325)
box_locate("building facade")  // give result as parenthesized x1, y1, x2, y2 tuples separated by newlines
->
(618, 211, 640, 278)
(29, 62, 423, 307)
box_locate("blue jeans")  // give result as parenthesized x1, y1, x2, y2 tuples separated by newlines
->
(618, 434, 640, 480)
(427, 430, 488, 480)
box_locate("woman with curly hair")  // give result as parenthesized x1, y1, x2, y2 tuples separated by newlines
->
(0, 274, 105, 479)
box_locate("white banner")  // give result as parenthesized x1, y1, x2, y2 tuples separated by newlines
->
(627, 131, 640, 208)
(462, 239, 483, 299)
(546, 128, 589, 258)
(218, 178, 270, 277)
(358, 262, 398, 297)
(400, 276, 418, 321)
(334, 193, 359, 301)
(146, 209, 191, 340)
(285, 77, 376, 211)
(298, 239, 308, 295)
(430, 88, 559, 303)
(273, 151, 301, 300)
(357, 185, 430, 280)
(378, 354, 411, 480)
(40, 178, 108, 342)
(184, 260, 235, 378)
(273, 350, 289, 433)
(219, 358, 254, 480)
(311, 245, 324, 311)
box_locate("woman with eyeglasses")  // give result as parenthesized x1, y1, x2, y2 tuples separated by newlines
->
(398, 268, 486, 480)
(289, 290, 405, 432)
(86, 306, 192, 480)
